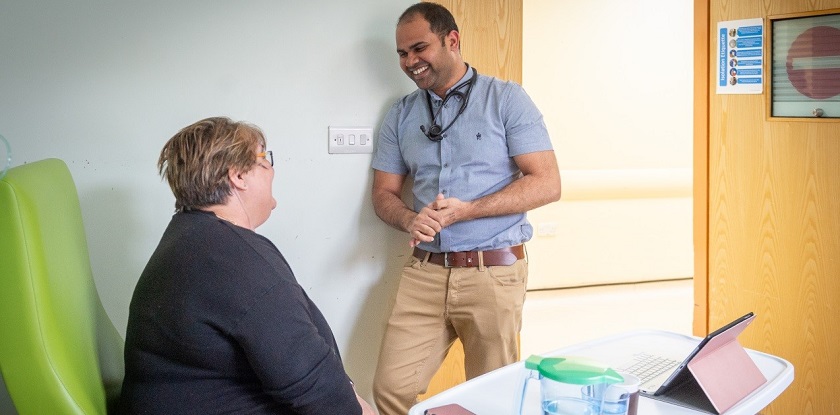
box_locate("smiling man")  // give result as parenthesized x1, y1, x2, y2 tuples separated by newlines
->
(369, 3, 562, 414)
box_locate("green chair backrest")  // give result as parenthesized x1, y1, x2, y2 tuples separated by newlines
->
(0, 158, 115, 414)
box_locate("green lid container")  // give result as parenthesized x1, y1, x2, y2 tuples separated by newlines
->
(524, 355, 624, 385)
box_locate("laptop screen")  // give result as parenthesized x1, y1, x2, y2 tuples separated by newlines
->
(654, 311, 756, 395)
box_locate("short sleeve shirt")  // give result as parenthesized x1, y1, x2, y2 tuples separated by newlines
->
(372, 67, 553, 252)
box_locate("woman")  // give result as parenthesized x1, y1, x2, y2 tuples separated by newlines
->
(121, 117, 374, 414)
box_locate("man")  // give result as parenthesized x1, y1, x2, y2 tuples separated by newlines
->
(370, 3, 562, 414)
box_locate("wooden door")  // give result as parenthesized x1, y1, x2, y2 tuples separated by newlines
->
(697, 0, 840, 413)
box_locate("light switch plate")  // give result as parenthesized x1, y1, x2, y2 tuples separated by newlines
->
(328, 126, 373, 154)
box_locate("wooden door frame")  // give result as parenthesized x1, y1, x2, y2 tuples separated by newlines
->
(693, 0, 710, 336)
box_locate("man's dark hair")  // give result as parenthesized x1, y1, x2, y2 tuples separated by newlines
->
(398, 2, 459, 44)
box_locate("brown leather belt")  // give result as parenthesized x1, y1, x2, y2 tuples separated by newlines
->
(412, 245, 525, 267)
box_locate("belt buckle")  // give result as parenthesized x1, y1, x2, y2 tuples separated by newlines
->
(443, 252, 452, 268)
(443, 252, 476, 267)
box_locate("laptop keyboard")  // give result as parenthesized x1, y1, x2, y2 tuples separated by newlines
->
(617, 353, 681, 384)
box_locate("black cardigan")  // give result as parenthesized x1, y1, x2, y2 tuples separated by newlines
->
(121, 210, 360, 414)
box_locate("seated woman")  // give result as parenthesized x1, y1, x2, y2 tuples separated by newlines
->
(121, 117, 374, 414)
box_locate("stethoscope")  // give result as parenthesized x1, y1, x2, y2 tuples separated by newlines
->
(420, 67, 478, 142)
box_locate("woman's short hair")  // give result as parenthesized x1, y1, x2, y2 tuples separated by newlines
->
(158, 116, 266, 211)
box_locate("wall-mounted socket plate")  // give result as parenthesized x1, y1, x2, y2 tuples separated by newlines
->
(328, 126, 373, 154)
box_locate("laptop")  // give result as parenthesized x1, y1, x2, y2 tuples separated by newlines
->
(616, 312, 757, 397)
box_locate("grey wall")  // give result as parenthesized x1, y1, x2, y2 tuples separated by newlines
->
(0, 0, 415, 407)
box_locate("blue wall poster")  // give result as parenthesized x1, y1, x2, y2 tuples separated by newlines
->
(717, 18, 764, 95)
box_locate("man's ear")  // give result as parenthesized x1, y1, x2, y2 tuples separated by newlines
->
(228, 167, 248, 191)
(447, 29, 461, 51)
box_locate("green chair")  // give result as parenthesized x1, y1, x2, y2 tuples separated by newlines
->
(0, 158, 124, 414)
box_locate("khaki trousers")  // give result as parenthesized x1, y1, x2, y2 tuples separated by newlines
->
(373, 253, 528, 415)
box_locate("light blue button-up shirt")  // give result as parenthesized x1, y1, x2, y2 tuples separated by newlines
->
(372, 67, 553, 252)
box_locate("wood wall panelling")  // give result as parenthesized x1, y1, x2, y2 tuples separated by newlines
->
(418, 0, 522, 400)
(434, 0, 522, 83)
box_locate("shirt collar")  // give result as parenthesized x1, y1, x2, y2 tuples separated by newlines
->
(428, 64, 473, 101)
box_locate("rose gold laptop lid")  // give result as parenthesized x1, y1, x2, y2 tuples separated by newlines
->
(686, 313, 766, 413)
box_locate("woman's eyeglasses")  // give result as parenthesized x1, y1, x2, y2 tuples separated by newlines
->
(257, 150, 274, 167)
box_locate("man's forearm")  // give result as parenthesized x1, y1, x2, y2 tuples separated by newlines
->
(466, 172, 561, 220)
(463, 149, 562, 221)
(372, 191, 415, 233)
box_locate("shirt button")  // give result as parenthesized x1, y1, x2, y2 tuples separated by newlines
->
(444, 163, 449, 168)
